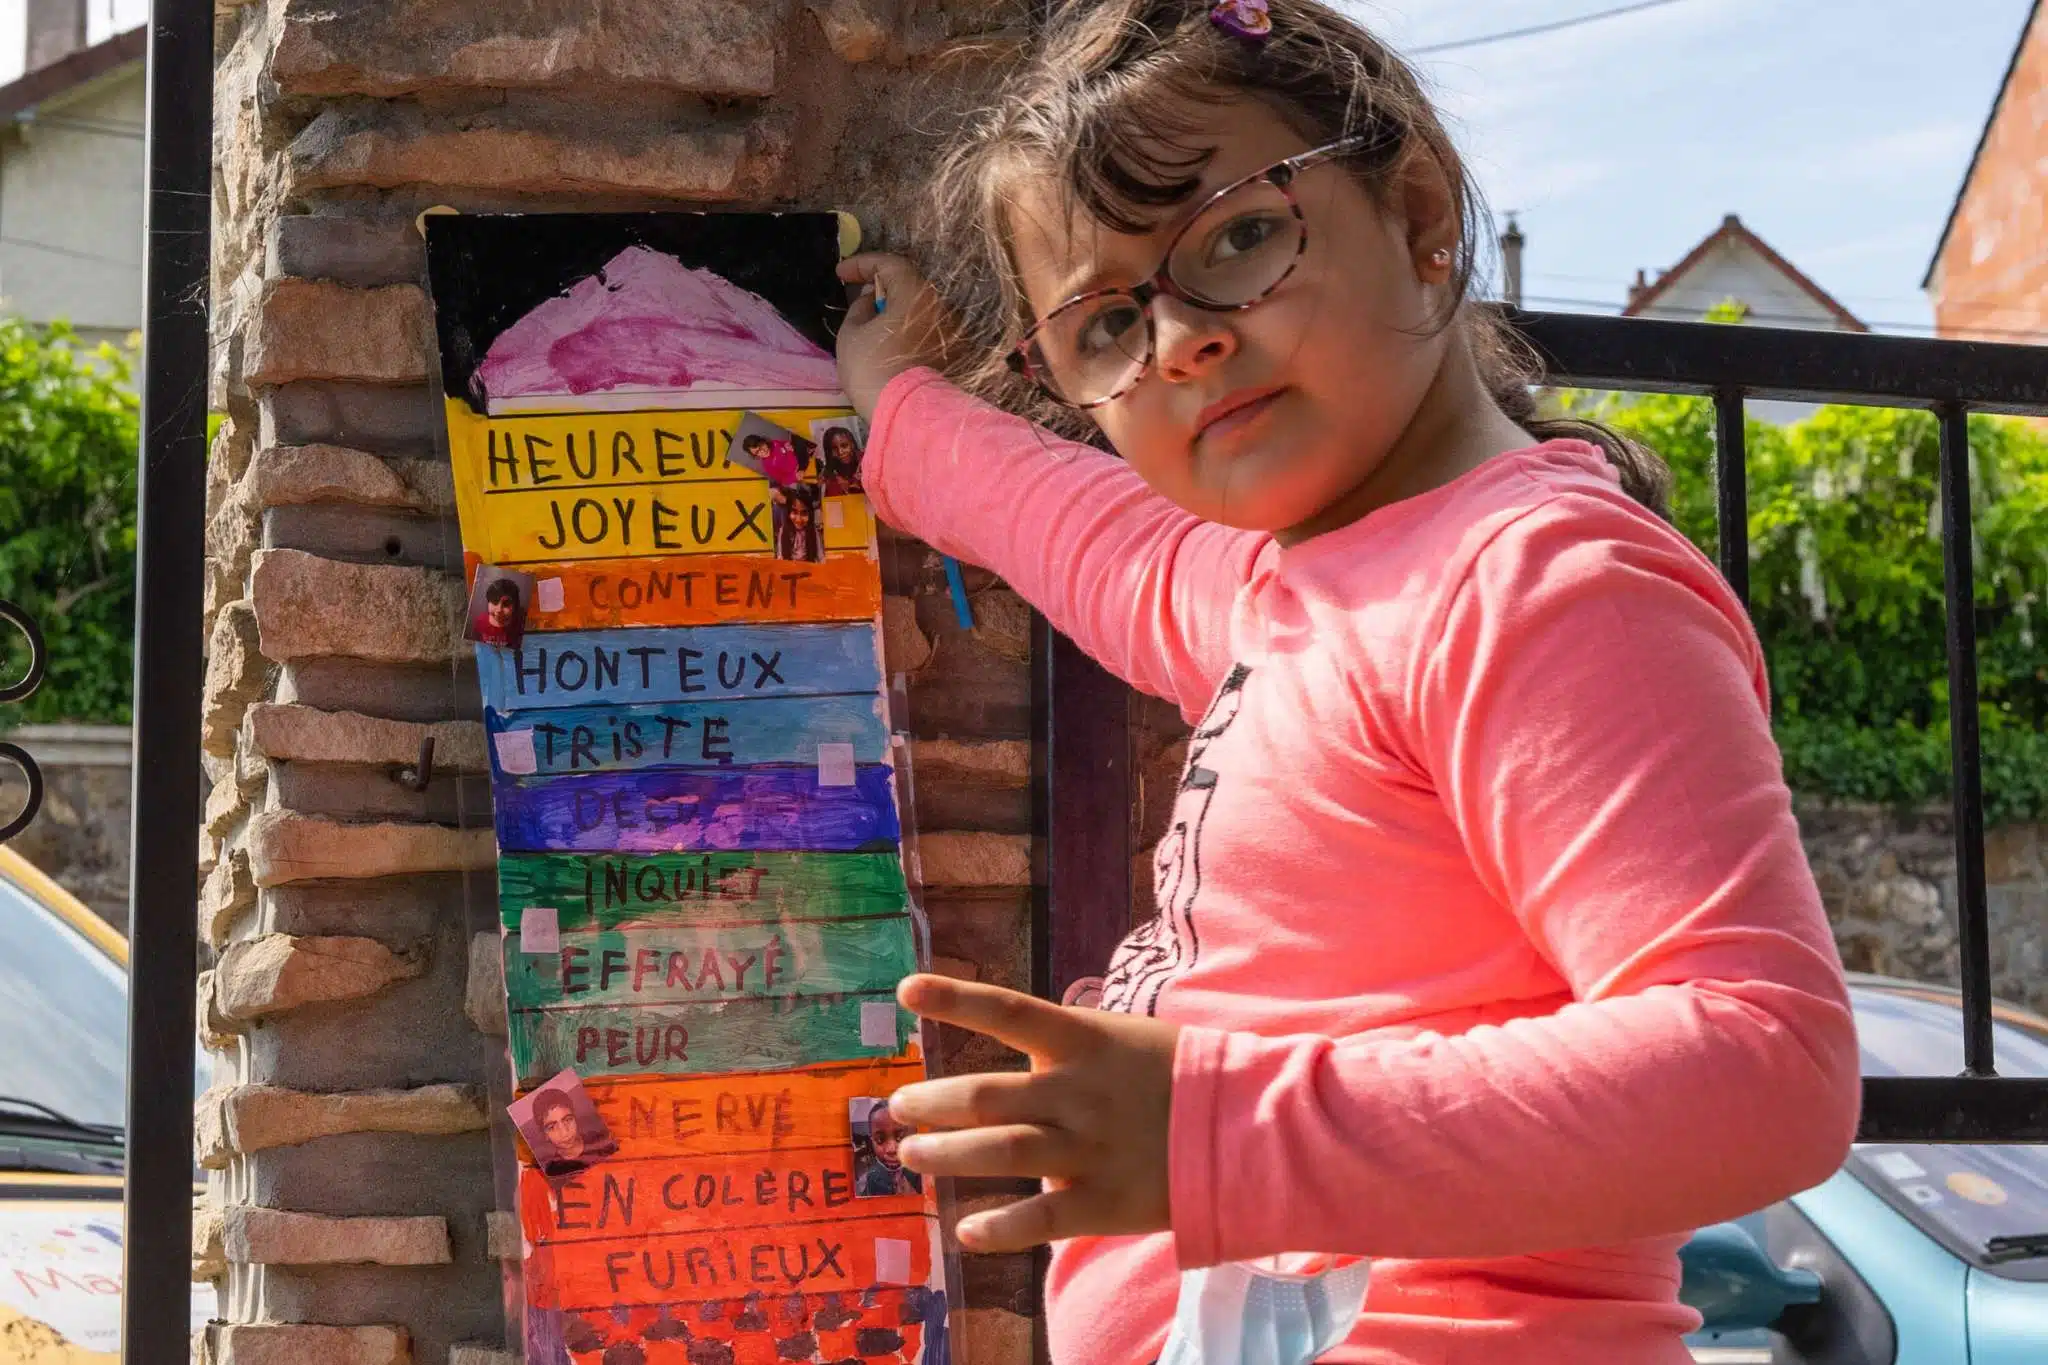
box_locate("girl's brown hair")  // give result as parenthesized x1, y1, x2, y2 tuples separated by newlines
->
(918, 0, 1672, 518)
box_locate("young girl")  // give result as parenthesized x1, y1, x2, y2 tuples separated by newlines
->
(836, 1, 1862, 1361)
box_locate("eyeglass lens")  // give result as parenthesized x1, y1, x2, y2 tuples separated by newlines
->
(1028, 175, 1305, 405)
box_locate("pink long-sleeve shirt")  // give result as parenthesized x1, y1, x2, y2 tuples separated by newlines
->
(866, 369, 1861, 1365)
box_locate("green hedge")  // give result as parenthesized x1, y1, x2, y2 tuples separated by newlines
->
(1574, 392, 2048, 821)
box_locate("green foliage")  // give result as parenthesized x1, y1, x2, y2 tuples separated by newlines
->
(1703, 296, 1753, 324)
(0, 321, 140, 725)
(1565, 390, 2048, 821)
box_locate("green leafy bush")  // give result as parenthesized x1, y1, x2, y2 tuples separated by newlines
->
(1570, 391, 2048, 821)
(0, 321, 140, 726)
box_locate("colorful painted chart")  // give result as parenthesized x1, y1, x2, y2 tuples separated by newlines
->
(426, 213, 948, 1365)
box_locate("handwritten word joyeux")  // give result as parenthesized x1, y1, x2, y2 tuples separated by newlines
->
(478, 623, 882, 712)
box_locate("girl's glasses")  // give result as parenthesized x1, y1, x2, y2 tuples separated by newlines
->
(1006, 136, 1369, 409)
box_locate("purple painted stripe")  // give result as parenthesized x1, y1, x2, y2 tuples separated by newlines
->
(492, 764, 900, 853)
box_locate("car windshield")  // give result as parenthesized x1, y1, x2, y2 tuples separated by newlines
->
(1849, 984, 2048, 1274)
(0, 873, 134, 1129)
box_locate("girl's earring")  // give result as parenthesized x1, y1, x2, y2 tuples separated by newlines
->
(1428, 247, 1452, 275)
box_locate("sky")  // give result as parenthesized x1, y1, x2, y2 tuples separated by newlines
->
(1346, 0, 2038, 336)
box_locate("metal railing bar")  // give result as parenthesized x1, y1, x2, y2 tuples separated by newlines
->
(1937, 403, 1996, 1078)
(1516, 310, 2048, 416)
(1859, 1077, 2048, 1143)
(1711, 387, 1749, 608)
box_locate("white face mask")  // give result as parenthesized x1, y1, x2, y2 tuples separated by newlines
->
(1157, 1255, 1372, 1365)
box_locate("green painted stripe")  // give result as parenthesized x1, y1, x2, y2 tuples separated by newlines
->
(504, 918, 917, 1009)
(507, 995, 917, 1085)
(497, 851, 907, 931)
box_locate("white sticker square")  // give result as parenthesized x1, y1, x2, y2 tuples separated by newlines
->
(494, 729, 537, 775)
(520, 906, 560, 954)
(536, 577, 566, 612)
(817, 742, 857, 787)
(860, 1000, 898, 1048)
(825, 499, 846, 529)
(873, 1237, 912, 1285)
(1870, 1151, 1926, 1182)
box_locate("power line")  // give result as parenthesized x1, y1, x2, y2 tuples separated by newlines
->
(1412, 0, 1692, 55)
(0, 235, 139, 268)
(1513, 291, 2048, 342)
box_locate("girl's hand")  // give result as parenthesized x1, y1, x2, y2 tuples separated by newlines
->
(886, 974, 1182, 1253)
(835, 253, 957, 418)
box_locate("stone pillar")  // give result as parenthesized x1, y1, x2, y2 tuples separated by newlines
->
(201, 1, 1035, 1360)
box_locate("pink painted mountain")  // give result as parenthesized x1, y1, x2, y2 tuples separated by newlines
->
(477, 246, 840, 401)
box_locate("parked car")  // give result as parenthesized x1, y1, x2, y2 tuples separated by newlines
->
(0, 845, 211, 1360)
(1683, 974, 2048, 1364)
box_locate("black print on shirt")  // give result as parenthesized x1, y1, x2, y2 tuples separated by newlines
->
(1100, 662, 1251, 1017)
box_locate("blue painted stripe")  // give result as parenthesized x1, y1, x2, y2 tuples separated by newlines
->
(484, 695, 890, 777)
(492, 765, 901, 853)
(475, 622, 882, 711)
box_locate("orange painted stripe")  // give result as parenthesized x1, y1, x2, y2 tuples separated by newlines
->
(464, 551, 881, 630)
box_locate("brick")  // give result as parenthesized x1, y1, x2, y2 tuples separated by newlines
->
(204, 762, 251, 841)
(464, 931, 506, 1037)
(289, 105, 753, 199)
(246, 810, 496, 886)
(214, 933, 429, 1022)
(913, 739, 1029, 786)
(261, 382, 438, 453)
(193, 1193, 227, 1282)
(268, 215, 424, 288)
(390, 459, 456, 515)
(266, 761, 493, 826)
(270, 0, 777, 99)
(245, 443, 423, 510)
(969, 586, 1032, 662)
(198, 970, 240, 1051)
(223, 1207, 451, 1267)
(485, 1210, 520, 1261)
(244, 703, 487, 772)
(245, 280, 430, 387)
(882, 594, 932, 673)
(808, 0, 898, 63)
(957, 1308, 1033, 1365)
(202, 601, 268, 757)
(250, 549, 464, 664)
(262, 504, 459, 572)
(201, 848, 259, 949)
(201, 1084, 486, 1166)
(917, 831, 1030, 889)
(278, 656, 482, 724)
(211, 1323, 410, 1365)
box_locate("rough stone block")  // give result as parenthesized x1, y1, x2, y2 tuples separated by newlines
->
(233, 1263, 504, 1365)
(214, 932, 428, 1021)
(968, 586, 1032, 662)
(882, 594, 932, 673)
(244, 703, 487, 773)
(916, 832, 1030, 889)
(211, 1323, 410, 1365)
(245, 280, 430, 387)
(389, 458, 456, 515)
(223, 1207, 451, 1267)
(268, 214, 425, 288)
(448, 1347, 516, 1365)
(484, 1210, 520, 1261)
(278, 656, 482, 724)
(913, 739, 1029, 786)
(202, 1084, 486, 1166)
(245, 443, 422, 511)
(262, 872, 485, 942)
(261, 382, 438, 453)
(202, 601, 269, 757)
(265, 760, 494, 828)
(270, 0, 777, 99)
(204, 763, 251, 842)
(464, 931, 506, 1038)
(201, 848, 259, 949)
(198, 970, 240, 1051)
(193, 1193, 227, 1282)
(289, 105, 752, 199)
(262, 504, 460, 572)
(808, 0, 899, 62)
(957, 1307, 1033, 1365)
(250, 549, 464, 664)
(246, 810, 494, 886)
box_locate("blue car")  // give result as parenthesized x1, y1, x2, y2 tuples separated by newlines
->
(1682, 974, 2048, 1364)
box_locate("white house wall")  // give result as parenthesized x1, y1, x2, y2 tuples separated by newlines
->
(0, 65, 144, 348)
(1634, 238, 1842, 331)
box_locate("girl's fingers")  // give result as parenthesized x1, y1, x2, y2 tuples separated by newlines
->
(897, 1123, 1083, 1180)
(898, 974, 1096, 1062)
(955, 1186, 1100, 1254)
(887, 1070, 1063, 1130)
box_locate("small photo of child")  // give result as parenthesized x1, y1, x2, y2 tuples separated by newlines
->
(729, 411, 817, 490)
(508, 1069, 617, 1180)
(464, 567, 534, 650)
(773, 483, 825, 563)
(809, 418, 868, 496)
(850, 1096, 922, 1198)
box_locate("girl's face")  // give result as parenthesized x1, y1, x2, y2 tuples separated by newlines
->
(487, 595, 516, 628)
(790, 500, 812, 528)
(539, 1103, 584, 1160)
(869, 1111, 907, 1168)
(1006, 97, 1456, 537)
(830, 431, 857, 460)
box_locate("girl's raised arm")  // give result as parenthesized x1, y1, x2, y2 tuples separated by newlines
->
(863, 366, 1265, 719)
(1166, 494, 1863, 1267)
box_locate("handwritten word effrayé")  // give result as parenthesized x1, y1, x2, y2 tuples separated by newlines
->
(555, 940, 790, 997)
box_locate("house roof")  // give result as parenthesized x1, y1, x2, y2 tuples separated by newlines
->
(1623, 213, 1867, 331)
(0, 26, 146, 125)
(1922, 0, 2043, 289)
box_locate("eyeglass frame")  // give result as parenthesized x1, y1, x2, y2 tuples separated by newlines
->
(1003, 134, 1373, 410)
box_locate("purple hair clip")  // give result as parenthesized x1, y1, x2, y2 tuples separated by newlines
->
(1209, 0, 1272, 42)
